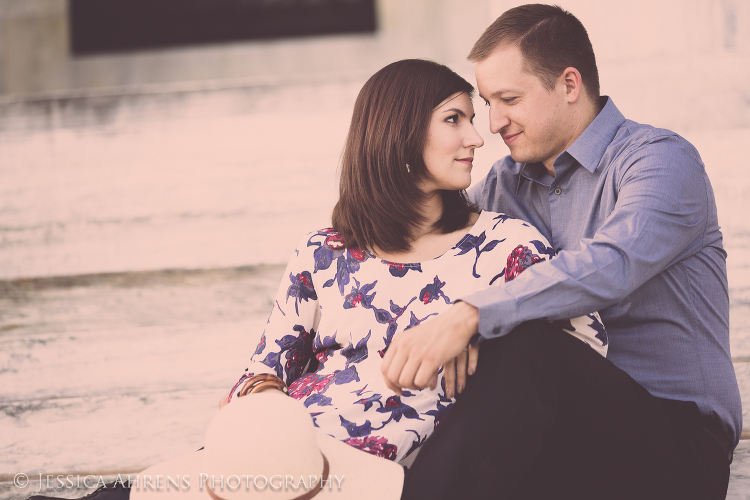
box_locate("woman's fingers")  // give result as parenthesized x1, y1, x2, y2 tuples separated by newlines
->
(456, 349, 468, 395)
(443, 357, 456, 398)
(218, 392, 230, 409)
(468, 344, 480, 376)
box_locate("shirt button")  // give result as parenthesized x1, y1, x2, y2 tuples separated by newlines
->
(554, 187, 562, 195)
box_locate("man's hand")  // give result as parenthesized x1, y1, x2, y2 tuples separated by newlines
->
(381, 301, 480, 397)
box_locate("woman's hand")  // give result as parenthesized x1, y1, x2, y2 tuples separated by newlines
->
(218, 390, 231, 409)
(442, 344, 480, 398)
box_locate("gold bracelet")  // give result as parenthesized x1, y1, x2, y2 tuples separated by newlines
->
(238, 373, 288, 397)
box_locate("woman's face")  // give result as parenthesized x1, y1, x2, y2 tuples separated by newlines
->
(420, 92, 484, 193)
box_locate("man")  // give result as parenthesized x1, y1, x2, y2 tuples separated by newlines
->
(381, 4, 741, 499)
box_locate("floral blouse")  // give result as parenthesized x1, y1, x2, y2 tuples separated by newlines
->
(228, 211, 608, 465)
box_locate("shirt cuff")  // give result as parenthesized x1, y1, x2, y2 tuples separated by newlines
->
(459, 285, 519, 341)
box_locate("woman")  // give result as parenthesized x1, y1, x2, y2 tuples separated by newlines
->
(220, 59, 607, 466)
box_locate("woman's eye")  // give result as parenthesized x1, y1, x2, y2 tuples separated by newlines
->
(482, 99, 490, 107)
(446, 114, 458, 123)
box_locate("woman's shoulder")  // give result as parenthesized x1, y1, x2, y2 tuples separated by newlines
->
(476, 211, 547, 241)
(291, 227, 370, 270)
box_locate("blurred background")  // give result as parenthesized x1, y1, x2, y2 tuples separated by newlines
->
(1, 0, 749, 497)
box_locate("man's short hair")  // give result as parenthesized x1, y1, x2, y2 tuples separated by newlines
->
(468, 4, 600, 101)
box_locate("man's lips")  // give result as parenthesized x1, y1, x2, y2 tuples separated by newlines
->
(456, 157, 474, 166)
(502, 131, 522, 144)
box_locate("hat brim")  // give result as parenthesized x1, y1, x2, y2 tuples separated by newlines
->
(129, 432, 403, 500)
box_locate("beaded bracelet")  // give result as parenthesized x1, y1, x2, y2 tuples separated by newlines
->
(237, 373, 288, 397)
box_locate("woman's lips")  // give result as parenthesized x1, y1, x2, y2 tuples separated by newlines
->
(456, 157, 474, 166)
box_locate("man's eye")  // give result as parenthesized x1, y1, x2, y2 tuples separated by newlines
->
(483, 99, 490, 107)
(502, 97, 518, 104)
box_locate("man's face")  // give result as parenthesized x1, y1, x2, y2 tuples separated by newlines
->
(475, 45, 576, 171)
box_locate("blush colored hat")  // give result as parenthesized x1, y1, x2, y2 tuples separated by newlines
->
(129, 391, 403, 500)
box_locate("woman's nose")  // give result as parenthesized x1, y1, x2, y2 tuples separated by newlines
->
(465, 124, 484, 149)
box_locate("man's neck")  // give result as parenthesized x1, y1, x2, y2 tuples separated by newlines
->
(542, 95, 602, 177)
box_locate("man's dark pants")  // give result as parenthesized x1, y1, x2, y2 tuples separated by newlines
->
(401, 321, 731, 500)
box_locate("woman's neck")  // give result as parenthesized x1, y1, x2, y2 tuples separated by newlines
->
(412, 192, 443, 240)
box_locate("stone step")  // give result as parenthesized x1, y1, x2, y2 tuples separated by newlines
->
(1, 265, 749, 498)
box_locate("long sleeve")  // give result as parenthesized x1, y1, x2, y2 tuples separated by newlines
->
(462, 135, 716, 340)
(228, 235, 322, 401)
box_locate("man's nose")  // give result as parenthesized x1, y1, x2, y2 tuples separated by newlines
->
(489, 107, 510, 135)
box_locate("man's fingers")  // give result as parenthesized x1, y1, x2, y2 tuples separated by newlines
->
(414, 361, 441, 394)
(456, 349, 468, 395)
(384, 340, 413, 395)
(381, 338, 397, 377)
(397, 354, 422, 391)
(443, 357, 456, 398)
(468, 344, 480, 376)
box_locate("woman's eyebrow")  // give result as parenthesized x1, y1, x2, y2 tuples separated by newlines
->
(442, 108, 475, 119)
(442, 108, 466, 116)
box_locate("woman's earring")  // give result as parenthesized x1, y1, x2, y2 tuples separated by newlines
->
(406, 163, 411, 173)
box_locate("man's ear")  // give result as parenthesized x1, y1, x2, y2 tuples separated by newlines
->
(560, 67, 583, 103)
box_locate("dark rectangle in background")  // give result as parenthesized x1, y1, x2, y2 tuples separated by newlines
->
(70, 0, 377, 56)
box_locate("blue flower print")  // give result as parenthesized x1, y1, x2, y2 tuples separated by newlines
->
(402, 429, 429, 460)
(424, 377, 454, 429)
(287, 271, 317, 315)
(341, 331, 371, 366)
(260, 325, 314, 385)
(254, 333, 266, 356)
(343, 278, 377, 309)
(404, 310, 438, 330)
(313, 244, 336, 273)
(332, 365, 360, 385)
(587, 313, 608, 346)
(530, 239, 557, 259)
(492, 213, 516, 229)
(419, 276, 451, 305)
(376, 395, 424, 423)
(304, 393, 333, 408)
(383, 261, 422, 278)
(355, 393, 382, 412)
(453, 231, 505, 278)
(312, 333, 340, 372)
(340, 415, 373, 437)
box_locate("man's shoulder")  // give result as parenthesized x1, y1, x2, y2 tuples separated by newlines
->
(614, 119, 700, 160)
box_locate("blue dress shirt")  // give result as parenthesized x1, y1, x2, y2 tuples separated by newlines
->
(464, 97, 742, 445)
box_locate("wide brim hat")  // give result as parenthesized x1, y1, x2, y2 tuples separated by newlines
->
(129, 391, 403, 500)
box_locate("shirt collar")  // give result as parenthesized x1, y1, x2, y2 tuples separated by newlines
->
(565, 96, 626, 173)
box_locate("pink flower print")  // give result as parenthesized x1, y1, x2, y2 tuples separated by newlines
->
(505, 245, 543, 282)
(348, 248, 368, 261)
(343, 436, 398, 461)
(288, 372, 335, 400)
(325, 233, 345, 249)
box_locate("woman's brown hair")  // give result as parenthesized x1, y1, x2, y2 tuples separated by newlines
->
(332, 59, 477, 253)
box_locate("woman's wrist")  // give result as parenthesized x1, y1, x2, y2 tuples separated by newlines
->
(238, 373, 288, 397)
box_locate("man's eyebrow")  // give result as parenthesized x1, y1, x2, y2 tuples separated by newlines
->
(479, 90, 518, 100)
